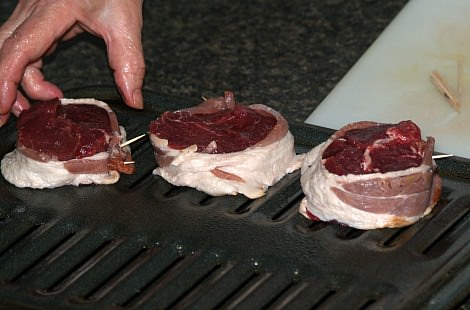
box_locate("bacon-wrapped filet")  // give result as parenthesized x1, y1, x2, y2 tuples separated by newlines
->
(1, 98, 134, 188)
(149, 91, 304, 199)
(299, 120, 442, 229)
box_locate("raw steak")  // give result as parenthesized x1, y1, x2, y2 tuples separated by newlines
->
(17, 99, 113, 161)
(1, 98, 134, 188)
(299, 120, 442, 229)
(149, 91, 304, 198)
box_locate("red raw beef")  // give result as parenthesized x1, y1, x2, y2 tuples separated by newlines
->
(149, 101, 277, 154)
(17, 99, 112, 161)
(322, 120, 425, 175)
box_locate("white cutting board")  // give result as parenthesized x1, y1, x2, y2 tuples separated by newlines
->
(305, 0, 470, 159)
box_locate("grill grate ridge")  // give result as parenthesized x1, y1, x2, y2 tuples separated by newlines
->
(125, 250, 245, 309)
(232, 199, 256, 215)
(33, 228, 90, 271)
(10, 231, 78, 284)
(407, 195, 470, 256)
(295, 217, 330, 234)
(262, 281, 309, 310)
(25, 228, 117, 295)
(214, 271, 262, 309)
(196, 194, 216, 206)
(225, 272, 294, 310)
(127, 169, 156, 190)
(170, 262, 235, 309)
(270, 192, 304, 222)
(77, 244, 186, 307)
(38, 238, 125, 295)
(421, 207, 470, 256)
(187, 190, 214, 207)
(0, 222, 42, 259)
(309, 289, 337, 309)
(376, 227, 410, 248)
(74, 246, 160, 303)
(238, 170, 303, 219)
(357, 299, 377, 310)
(175, 261, 261, 310)
(334, 226, 365, 240)
(316, 286, 393, 310)
(163, 186, 194, 198)
(121, 254, 188, 308)
(0, 219, 75, 284)
(165, 263, 223, 309)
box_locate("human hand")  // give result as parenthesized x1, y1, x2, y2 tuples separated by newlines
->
(0, 0, 145, 126)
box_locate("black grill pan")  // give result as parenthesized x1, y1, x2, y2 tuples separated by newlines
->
(0, 86, 469, 310)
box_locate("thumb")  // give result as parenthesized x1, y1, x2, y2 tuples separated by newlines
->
(105, 19, 145, 109)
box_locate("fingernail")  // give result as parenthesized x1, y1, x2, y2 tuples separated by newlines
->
(132, 88, 144, 109)
(11, 101, 25, 116)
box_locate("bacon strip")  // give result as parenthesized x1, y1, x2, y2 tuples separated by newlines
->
(210, 168, 246, 183)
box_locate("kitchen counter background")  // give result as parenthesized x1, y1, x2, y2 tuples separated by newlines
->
(0, 0, 408, 123)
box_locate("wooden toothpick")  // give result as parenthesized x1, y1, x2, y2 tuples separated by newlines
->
(430, 70, 461, 112)
(120, 133, 147, 148)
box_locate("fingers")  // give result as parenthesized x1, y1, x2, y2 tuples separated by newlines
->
(0, 80, 18, 115)
(0, 0, 147, 123)
(0, 2, 75, 117)
(0, 6, 74, 81)
(107, 6, 145, 109)
(0, 3, 30, 119)
(111, 52, 145, 110)
(80, 0, 145, 109)
(0, 86, 29, 127)
(0, 1, 32, 43)
(21, 63, 63, 100)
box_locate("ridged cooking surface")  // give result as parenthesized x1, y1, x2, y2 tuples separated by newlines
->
(0, 87, 469, 309)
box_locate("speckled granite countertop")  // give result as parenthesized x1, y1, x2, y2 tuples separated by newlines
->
(0, 0, 408, 123)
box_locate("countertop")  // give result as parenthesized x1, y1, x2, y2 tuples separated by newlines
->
(0, 0, 408, 123)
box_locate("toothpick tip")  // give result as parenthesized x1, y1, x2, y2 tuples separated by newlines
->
(432, 154, 453, 159)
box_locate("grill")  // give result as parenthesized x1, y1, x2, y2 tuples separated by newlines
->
(0, 86, 469, 310)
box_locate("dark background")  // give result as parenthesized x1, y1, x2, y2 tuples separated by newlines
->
(0, 0, 408, 123)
